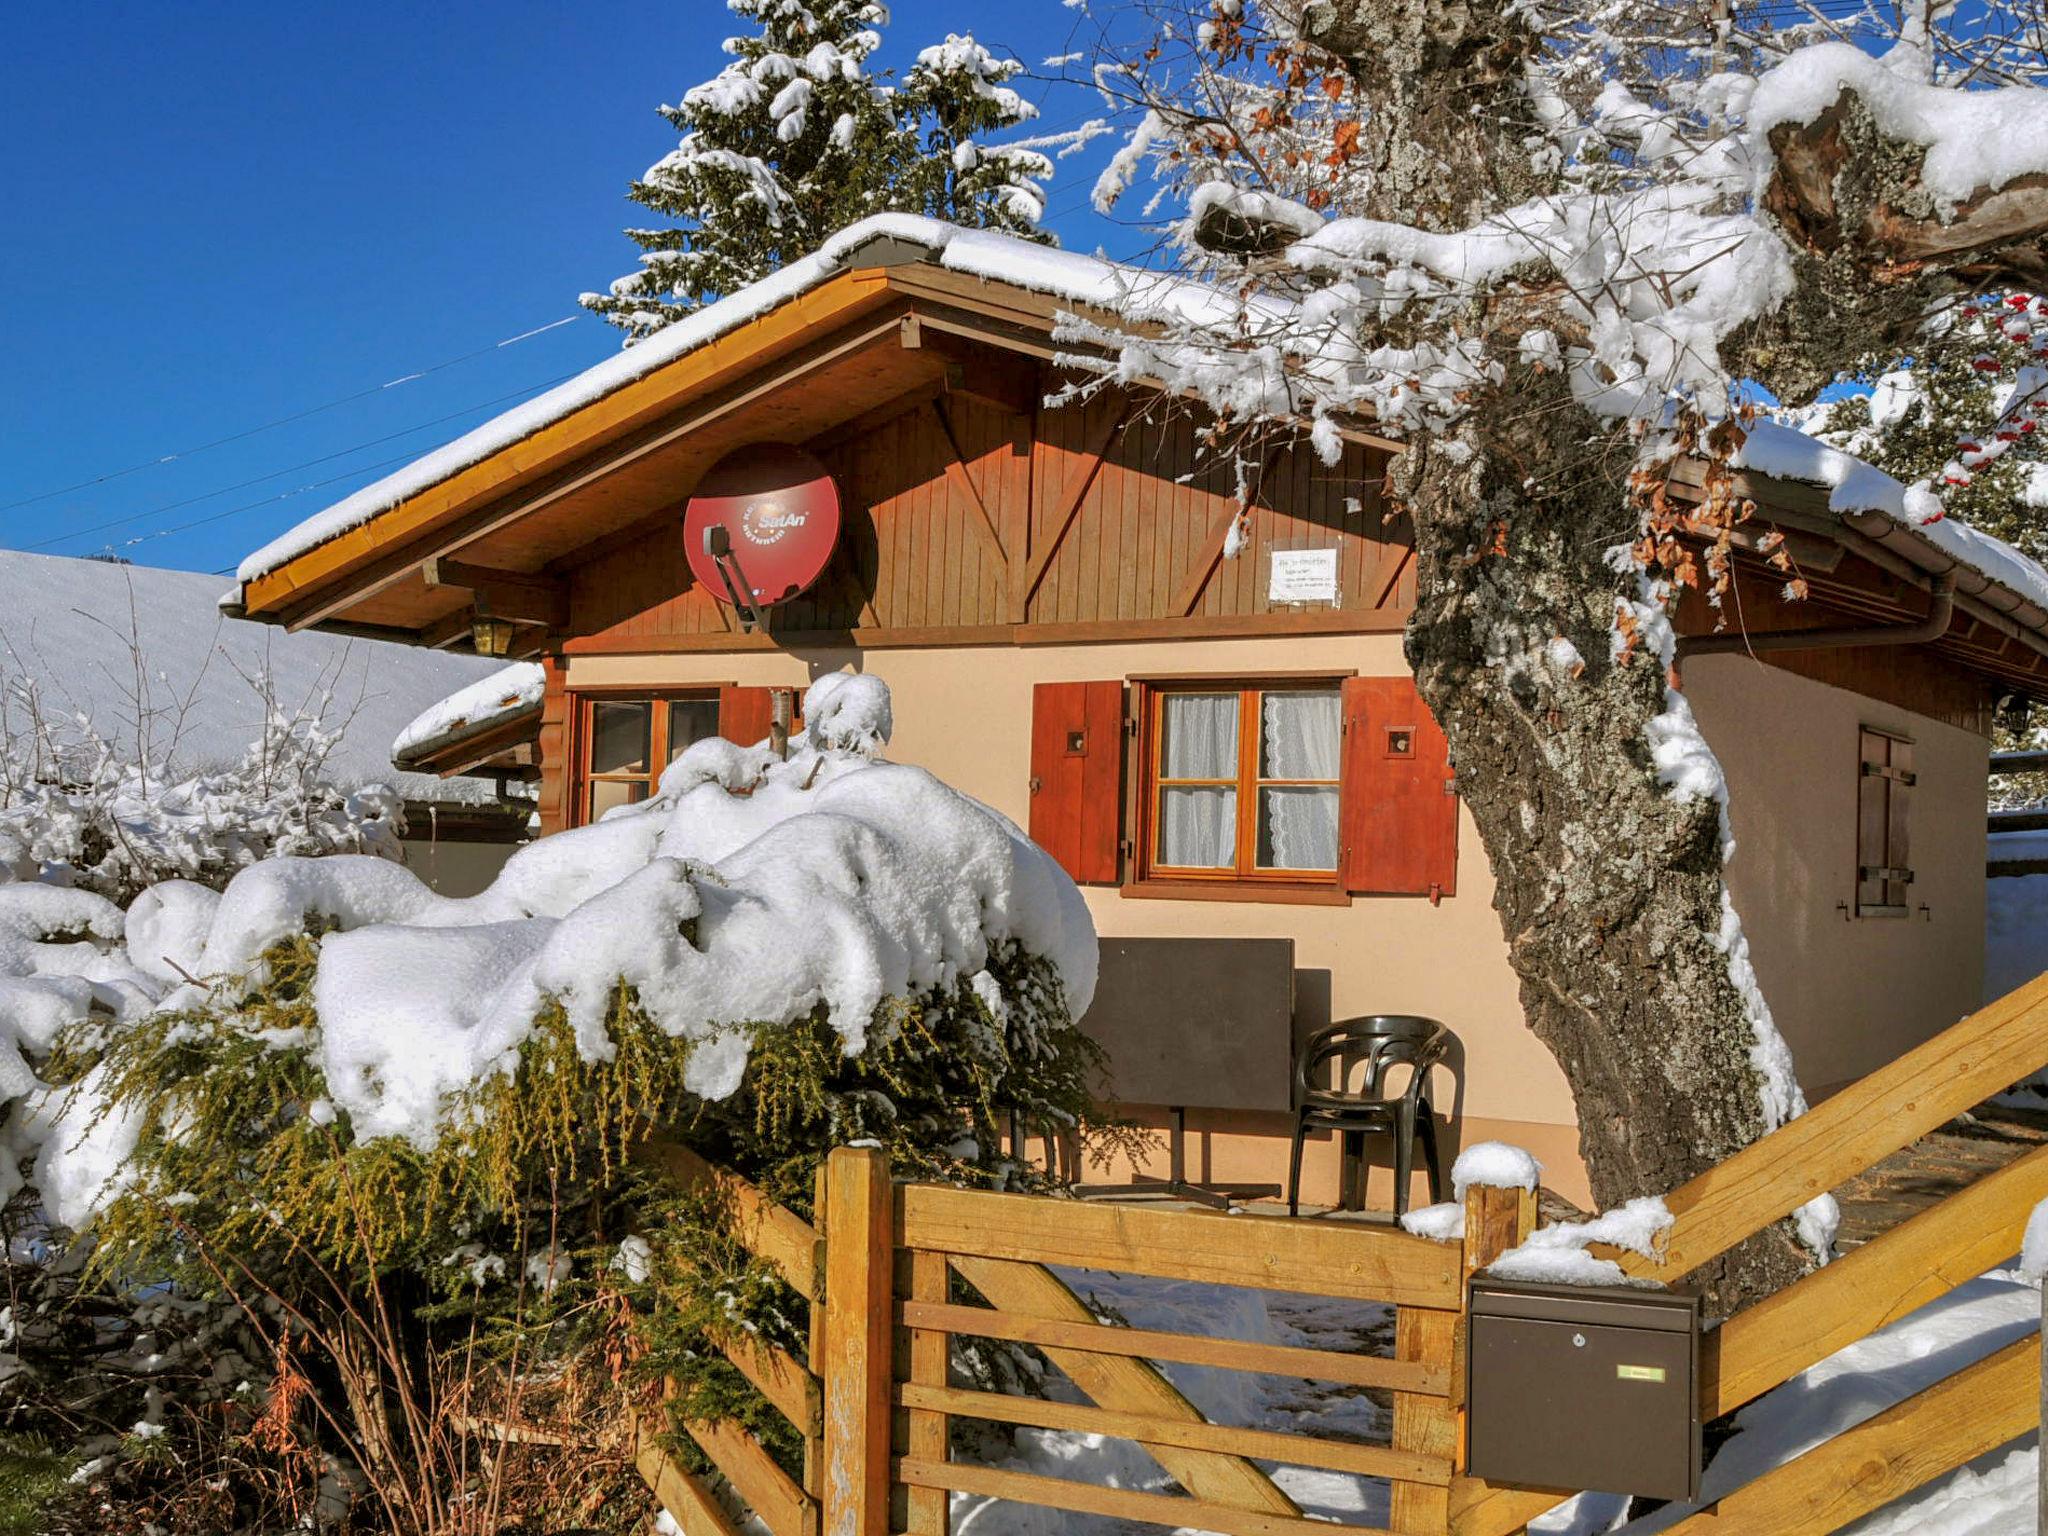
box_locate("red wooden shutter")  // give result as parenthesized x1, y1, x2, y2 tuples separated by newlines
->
(1028, 681, 1125, 885)
(1340, 676, 1458, 898)
(718, 685, 777, 748)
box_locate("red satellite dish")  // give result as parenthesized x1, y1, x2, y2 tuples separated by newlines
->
(683, 443, 841, 608)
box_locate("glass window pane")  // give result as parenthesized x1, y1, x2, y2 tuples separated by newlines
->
(588, 778, 648, 821)
(1158, 786, 1236, 868)
(1159, 692, 1238, 780)
(1260, 690, 1342, 780)
(668, 699, 720, 761)
(1257, 786, 1340, 870)
(589, 701, 651, 775)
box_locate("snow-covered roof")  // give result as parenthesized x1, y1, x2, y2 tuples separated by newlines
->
(392, 661, 545, 769)
(233, 212, 2048, 652)
(237, 214, 1250, 588)
(1734, 420, 2048, 621)
(0, 551, 516, 810)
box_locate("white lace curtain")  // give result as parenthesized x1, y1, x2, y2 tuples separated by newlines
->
(1157, 690, 1342, 871)
(1159, 692, 1237, 867)
(1261, 690, 1341, 870)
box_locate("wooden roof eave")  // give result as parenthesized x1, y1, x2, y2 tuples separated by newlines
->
(239, 266, 907, 628)
(397, 708, 544, 779)
(1664, 460, 2048, 700)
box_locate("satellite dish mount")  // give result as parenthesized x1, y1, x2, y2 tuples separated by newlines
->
(702, 524, 769, 633)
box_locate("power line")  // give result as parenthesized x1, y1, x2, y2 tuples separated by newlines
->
(20, 372, 580, 549)
(0, 315, 585, 516)
(40, 373, 575, 561)
(63, 450, 463, 564)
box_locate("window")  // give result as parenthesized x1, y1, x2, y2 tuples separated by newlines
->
(1856, 726, 1915, 917)
(1143, 684, 1344, 882)
(578, 693, 722, 823)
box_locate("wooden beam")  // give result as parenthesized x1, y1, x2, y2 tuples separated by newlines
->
(895, 1460, 1369, 1536)
(927, 399, 1008, 572)
(947, 1254, 1303, 1517)
(636, 1416, 748, 1536)
(898, 317, 1041, 416)
(633, 1139, 824, 1300)
(902, 1251, 950, 1536)
(903, 1185, 1460, 1307)
(1659, 1335, 2038, 1536)
(424, 556, 568, 626)
(1017, 401, 1132, 616)
(680, 1411, 813, 1536)
(896, 1299, 1447, 1395)
(896, 1382, 1451, 1485)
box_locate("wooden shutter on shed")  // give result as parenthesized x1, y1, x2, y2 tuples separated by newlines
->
(1339, 676, 1458, 899)
(1856, 727, 1914, 916)
(718, 685, 778, 748)
(1029, 681, 1125, 884)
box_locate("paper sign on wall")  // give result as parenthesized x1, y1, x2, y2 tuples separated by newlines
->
(1268, 547, 1340, 604)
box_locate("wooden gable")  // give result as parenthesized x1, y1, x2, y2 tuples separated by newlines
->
(559, 373, 1411, 654)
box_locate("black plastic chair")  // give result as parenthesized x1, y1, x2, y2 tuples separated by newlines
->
(1288, 1015, 1451, 1217)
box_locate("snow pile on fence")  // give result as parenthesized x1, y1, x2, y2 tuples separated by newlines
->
(7, 673, 1096, 1219)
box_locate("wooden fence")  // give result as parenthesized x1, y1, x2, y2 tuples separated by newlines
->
(637, 969, 2048, 1536)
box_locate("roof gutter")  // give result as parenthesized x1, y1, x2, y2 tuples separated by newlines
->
(1679, 570, 1957, 657)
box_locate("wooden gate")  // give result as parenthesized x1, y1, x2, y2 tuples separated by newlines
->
(642, 969, 2048, 1536)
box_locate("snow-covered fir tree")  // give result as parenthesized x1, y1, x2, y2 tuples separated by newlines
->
(1796, 294, 2048, 557)
(582, 2, 1053, 341)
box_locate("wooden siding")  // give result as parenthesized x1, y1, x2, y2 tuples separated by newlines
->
(563, 378, 1409, 647)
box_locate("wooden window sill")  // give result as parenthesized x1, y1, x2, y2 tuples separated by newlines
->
(1120, 879, 1352, 908)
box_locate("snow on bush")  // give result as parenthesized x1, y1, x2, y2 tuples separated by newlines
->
(12, 672, 1096, 1222)
(0, 667, 403, 904)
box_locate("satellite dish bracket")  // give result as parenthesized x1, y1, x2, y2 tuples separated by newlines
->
(702, 525, 769, 633)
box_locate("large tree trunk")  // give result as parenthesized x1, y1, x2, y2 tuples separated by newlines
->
(1392, 376, 1809, 1308)
(1279, 0, 1812, 1307)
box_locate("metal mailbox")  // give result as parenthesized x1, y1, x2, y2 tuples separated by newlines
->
(1466, 1277, 1702, 1501)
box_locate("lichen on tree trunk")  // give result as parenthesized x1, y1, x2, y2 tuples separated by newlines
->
(1392, 378, 1809, 1308)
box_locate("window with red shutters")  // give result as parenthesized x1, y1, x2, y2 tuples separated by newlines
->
(1028, 681, 1125, 885)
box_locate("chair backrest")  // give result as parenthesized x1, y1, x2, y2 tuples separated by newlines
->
(1296, 1015, 1449, 1104)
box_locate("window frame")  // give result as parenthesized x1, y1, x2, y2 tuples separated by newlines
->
(1134, 677, 1348, 893)
(570, 687, 724, 827)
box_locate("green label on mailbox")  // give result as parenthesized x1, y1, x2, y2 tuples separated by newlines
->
(1616, 1364, 1667, 1383)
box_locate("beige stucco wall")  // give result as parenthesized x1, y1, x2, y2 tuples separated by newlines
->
(568, 636, 1990, 1206)
(1685, 653, 1988, 1103)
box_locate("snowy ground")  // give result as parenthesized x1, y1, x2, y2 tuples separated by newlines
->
(946, 1262, 2040, 1535)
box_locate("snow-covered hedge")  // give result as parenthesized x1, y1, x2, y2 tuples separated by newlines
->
(0, 680, 403, 904)
(11, 671, 1096, 1224)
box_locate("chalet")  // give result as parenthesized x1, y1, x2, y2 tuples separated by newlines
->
(0, 550, 530, 895)
(226, 215, 2048, 1207)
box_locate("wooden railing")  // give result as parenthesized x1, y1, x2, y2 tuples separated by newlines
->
(1453, 967, 2048, 1536)
(630, 1139, 826, 1536)
(638, 968, 2048, 1536)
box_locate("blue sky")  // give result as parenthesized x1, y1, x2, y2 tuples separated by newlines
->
(0, 2, 1142, 576)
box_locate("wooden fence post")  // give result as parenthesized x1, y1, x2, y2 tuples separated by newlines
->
(821, 1146, 893, 1536)
(1451, 1181, 1537, 1536)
